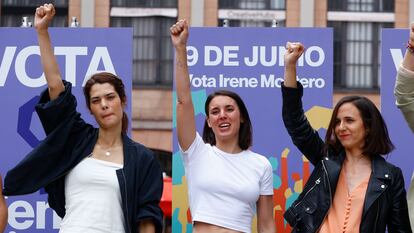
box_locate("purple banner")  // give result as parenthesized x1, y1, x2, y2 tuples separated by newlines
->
(381, 29, 413, 189)
(172, 27, 333, 233)
(0, 28, 132, 232)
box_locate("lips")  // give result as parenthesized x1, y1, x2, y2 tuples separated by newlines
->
(219, 122, 230, 128)
(338, 134, 350, 139)
(102, 113, 114, 119)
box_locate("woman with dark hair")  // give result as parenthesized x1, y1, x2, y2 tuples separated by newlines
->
(202, 90, 253, 150)
(171, 19, 275, 233)
(3, 4, 163, 233)
(282, 42, 411, 233)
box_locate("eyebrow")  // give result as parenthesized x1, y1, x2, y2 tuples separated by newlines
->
(209, 104, 235, 110)
(336, 116, 355, 120)
(90, 92, 116, 100)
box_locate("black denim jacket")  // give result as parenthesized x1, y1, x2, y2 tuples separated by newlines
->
(4, 81, 163, 233)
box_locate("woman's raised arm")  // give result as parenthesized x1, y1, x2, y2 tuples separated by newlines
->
(171, 19, 196, 150)
(35, 3, 64, 100)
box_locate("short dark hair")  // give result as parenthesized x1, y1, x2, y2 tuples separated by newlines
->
(324, 95, 394, 157)
(202, 90, 252, 150)
(83, 72, 128, 133)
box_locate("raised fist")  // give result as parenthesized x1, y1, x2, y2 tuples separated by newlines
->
(34, 3, 55, 31)
(284, 42, 305, 66)
(170, 19, 189, 49)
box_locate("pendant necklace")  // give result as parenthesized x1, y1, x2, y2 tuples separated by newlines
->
(97, 142, 117, 157)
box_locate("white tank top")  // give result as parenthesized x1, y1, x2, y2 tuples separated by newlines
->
(59, 157, 125, 233)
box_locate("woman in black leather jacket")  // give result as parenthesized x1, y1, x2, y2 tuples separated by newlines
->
(281, 42, 412, 233)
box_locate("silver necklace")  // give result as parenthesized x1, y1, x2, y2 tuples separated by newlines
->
(97, 143, 117, 157)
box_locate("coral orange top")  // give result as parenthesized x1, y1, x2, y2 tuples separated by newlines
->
(319, 167, 370, 233)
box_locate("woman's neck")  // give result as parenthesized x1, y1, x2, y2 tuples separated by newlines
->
(97, 127, 123, 147)
(215, 138, 242, 154)
(344, 149, 371, 167)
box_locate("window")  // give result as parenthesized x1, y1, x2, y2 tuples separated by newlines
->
(110, 0, 177, 87)
(111, 17, 175, 86)
(329, 0, 394, 12)
(328, 0, 394, 90)
(220, 0, 285, 10)
(2, 0, 67, 6)
(1, 0, 68, 27)
(329, 21, 392, 89)
(111, 0, 176, 8)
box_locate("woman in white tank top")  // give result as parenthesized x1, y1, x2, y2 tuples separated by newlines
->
(3, 4, 163, 233)
(171, 20, 275, 233)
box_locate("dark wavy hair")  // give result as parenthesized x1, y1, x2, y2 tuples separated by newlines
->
(202, 90, 252, 150)
(324, 95, 394, 158)
(83, 72, 128, 133)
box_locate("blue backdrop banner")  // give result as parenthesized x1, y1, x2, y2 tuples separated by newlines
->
(172, 27, 333, 233)
(0, 28, 132, 233)
(381, 29, 414, 190)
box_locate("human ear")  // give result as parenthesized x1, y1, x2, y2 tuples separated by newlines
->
(206, 117, 212, 128)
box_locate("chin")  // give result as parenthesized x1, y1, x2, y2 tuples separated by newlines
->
(99, 121, 121, 130)
(342, 144, 358, 151)
(217, 133, 238, 141)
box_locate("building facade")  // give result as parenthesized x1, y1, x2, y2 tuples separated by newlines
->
(1, 0, 413, 174)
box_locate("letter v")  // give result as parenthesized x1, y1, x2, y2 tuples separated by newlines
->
(390, 48, 404, 71)
(0, 47, 16, 86)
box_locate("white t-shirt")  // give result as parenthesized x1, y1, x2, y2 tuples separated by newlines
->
(59, 157, 125, 233)
(181, 133, 274, 233)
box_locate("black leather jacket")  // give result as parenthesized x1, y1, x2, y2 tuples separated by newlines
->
(281, 82, 412, 233)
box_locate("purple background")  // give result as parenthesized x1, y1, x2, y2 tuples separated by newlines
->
(185, 27, 332, 161)
(381, 28, 414, 190)
(172, 27, 333, 232)
(0, 28, 132, 232)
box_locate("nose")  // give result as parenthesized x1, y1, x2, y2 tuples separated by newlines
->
(218, 110, 227, 119)
(338, 121, 345, 130)
(100, 99, 109, 110)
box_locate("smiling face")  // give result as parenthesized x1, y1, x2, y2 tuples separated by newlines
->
(334, 102, 367, 153)
(206, 95, 243, 144)
(89, 83, 124, 131)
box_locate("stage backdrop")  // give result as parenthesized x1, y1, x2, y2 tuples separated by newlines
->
(0, 28, 132, 233)
(381, 29, 414, 191)
(172, 27, 333, 233)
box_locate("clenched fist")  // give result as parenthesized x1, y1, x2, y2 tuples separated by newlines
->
(284, 42, 305, 66)
(34, 3, 55, 32)
(170, 19, 189, 50)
